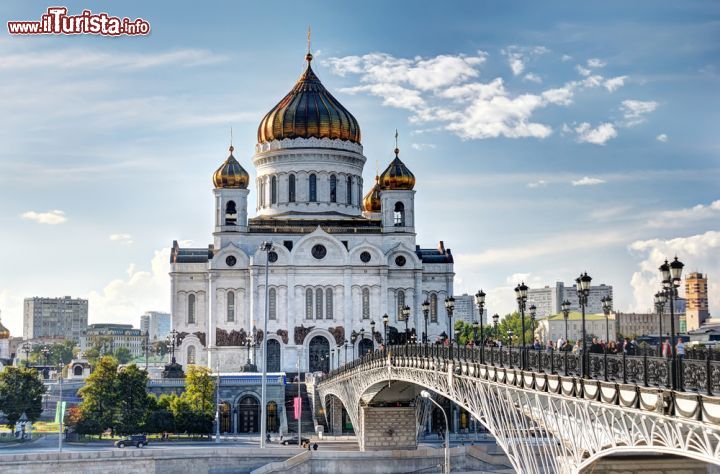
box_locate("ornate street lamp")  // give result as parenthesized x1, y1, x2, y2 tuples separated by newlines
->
(475, 289, 486, 362)
(350, 333, 357, 360)
(601, 296, 613, 381)
(492, 314, 500, 340)
(660, 256, 684, 389)
(331, 348, 335, 370)
(421, 300, 430, 344)
(561, 300, 571, 346)
(382, 314, 389, 346)
(529, 304, 537, 345)
(655, 291, 667, 357)
(22, 343, 31, 366)
(445, 297, 455, 359)
(575, 272, 592, 378)
(507, 329, 514, 348)
(370, 320, 376, 350)
(259, 241, 274, 449)
(514, 282, 528, 369)
(402, 305, 411, 344)
(41, 346, 50, 366)
(344, 339, 349, 364)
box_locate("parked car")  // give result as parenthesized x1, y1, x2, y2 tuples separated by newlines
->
(281, 436, 310, 446)
(115, 434, 148, 448)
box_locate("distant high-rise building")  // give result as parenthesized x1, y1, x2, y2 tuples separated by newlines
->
(140, 311, 171, 341)
(527, 282, 613, 318)
(685, 272, 710, 331)
(23, 296, 88, 342)
(453, 294, 486, 324)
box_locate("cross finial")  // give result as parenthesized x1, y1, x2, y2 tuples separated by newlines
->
(307, 25, 312, 55)
(229, 126, 234, 153)
(394, 129, 399, 156)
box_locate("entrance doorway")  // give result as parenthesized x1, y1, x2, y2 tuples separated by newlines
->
(237, 396, 259, 433)
(359, 338, 374, 357)
(267, 401, 278, 432)
(220, 401, 231, 433)
(309, 336, 330, 372)
(266, 339, 281, 372)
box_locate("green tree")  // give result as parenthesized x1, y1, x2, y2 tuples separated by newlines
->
(0, 367, 46, 428)
(84, 336, 114, 365)
(115, 364, 151, 435)
(114, 347, 133, 364)
(497, 312, 534, 347)
(78, 356, 119, 436)
(29, 341, 77, 366)
(453, 320, 493, 345)
(183, 365, 215, 417)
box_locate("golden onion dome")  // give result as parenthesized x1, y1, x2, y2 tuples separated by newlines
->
(379, 147, 415, 190)
(0, 319, 9, 339)
(213, 146, 250, 189)
(362, 175, 382, 212)
(257, 53, 361, 145)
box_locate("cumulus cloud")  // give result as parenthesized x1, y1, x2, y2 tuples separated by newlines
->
(576, 65, 592, 77)
(574, 122, 617, 145)
(411, 143, 436, 151)
(524, 73, 542, 83)
(501, 45, 549, 76)
(21, 209, 67, 225)
(604, 76, 627, 92)
(587, 58, 606, 68)
(621, 99, 659, 126)
(648, 200, 720, 228)
(571, 176, 607, 186)
(110, 233, 133, 244)
(628, 231, 720, 313)
(527, 179, 547, 188)
(656, 133, 669, 142)
(561, 54, 573, 62)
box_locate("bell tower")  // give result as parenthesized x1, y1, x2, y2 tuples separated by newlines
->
(212, 145, 250, 233)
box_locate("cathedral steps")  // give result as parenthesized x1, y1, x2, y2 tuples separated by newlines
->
(284, 380, 316, 434)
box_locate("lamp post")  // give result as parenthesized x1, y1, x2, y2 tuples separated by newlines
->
(331, 348, 335, 370)
(576, 272, 592, 378)
(655, 291, 666, 357)
(41, 346, 50, 366)
(529, 304, 537, 345)
(601, 296, 613, 381)
(421, 390, 449, 474)
(660, 257, 684, 390)
(58, 363, 63, 453)
(382, 314, 389, 346)
(259, 241, 273, 449)
(351, 333, 357, 359)
(514, 282, 528, 369)
(22, 343, 31, 366)
(344, 339, 348, 365)
(370, 320, 376, 350)
(475, 290, 486, 362)
(421, 300, 430, 344)
(561, 300, 571, 346)
(445, 297, 455, 359)
(507, 329, 514, 348)
(491, 314, 499, 340)
(360, 328, 365, 356)
(402, 306, 411, 344)
(143, 331, 150, 372)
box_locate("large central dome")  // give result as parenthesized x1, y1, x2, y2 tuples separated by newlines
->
(257, 54, 361, 145)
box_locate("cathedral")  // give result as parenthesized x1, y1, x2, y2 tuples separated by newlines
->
(170, 49, 455, 375)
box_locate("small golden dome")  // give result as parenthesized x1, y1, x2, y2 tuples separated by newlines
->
(0, 319, 9, 339)
(257, 54, 361, 144)
(379, 147, 415, 190)
(362, 175, 382, 212)
(213, 146, 250, 189)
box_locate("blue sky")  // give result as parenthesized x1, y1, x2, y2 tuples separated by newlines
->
(0, 1, 718, 334)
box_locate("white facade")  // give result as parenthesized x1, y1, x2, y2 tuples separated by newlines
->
(536, 314, 616, 344)
(527, 282, 613, 318)
(23, 296, 88, 341)
(80, 323, 144, 358)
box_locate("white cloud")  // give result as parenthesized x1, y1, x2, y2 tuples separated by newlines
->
(110, 233, 133, 245)
(501, 46, 549, 76)
(604, 75, 627, 92)
(587, 58, 606, 68)
(574, 122, 617, 145)
(628, 231, 720, 313)
(21, 209, 67, 225)
(523, 73, 542, 83)
(341, 84, 425, 110)
(561, 54, 573, 62)
(527, 179, 547, 188)
(621, 99, 659, 126)
(411, 143, 436, 151)
(576, 65, 592, 77)
(571, 176, 607, 186)
(647, 200, 720, 227)
(541, 87, 574, 106)
(656, 133, 669, 142)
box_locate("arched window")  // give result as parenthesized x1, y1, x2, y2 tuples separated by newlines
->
(346, 176, 353, 204)
(288, 174, 296, 202)
(271, 176, 277, 204)
(225, 200, 237, 225)
(316, 288, 324, 319)
(330, 175, 337, 203)
(362, 288, 370, 320)
(397, 290, 406, 321)
(326, 288, 333, 319)
(357, 182, 363, 206)
(309, 174, 317, 202)
(227, 291, 235, 322)
(73, 365, 83, 376)
(187, 345, 196, 365)
(430, 293, 438, 323)
(269, 288, 277, 320)
(259, 181, 265, 207)
(394, 202, 405, 226)
(188, 294, 196, 324)
(306, 289, 313, 319)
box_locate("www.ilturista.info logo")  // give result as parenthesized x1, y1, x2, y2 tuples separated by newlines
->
(7, 7, 150, 36)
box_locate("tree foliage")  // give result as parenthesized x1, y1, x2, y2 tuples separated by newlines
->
(115, 364, 151, 435)
(77, 356, 119, 436)
(183, 365, 215, 417)
(114, 347, 133, 364)
(29, 341, 77, 366)
(0, 367, 46, 428)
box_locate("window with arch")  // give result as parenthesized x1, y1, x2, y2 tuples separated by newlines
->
(269, 288, 277, 320)
(225, 200, 237, 225)
(397, 290, 406, 321)
(306, 288, 313, 319)
(315, 288, 324, 319)
(187, 345, 196, 365)
(362, 288, 370, 320)
(288, 174, 296, 202)
(394, 202, 405, 226)
(188, 294, 196, 324)
(73, 365, 83, 376)
(326, 288, 333, 319)
(357, 182, 362, 206)
(309, 174, 317, 202)
(430, 293, 438, 323)
(227, 291, 235, 322)
(330, 175, 337, 203)
(259, 181, 265, 207)
(271, 176, 277, 204)
(346, 176, 353, 204)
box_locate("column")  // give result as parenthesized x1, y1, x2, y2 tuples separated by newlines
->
(380, 268, 389, 318)
(414, 271, 423, 334)
(286, 268, 295, 372)
(344, 267, 352, 332)
(207, 272, 216, 369)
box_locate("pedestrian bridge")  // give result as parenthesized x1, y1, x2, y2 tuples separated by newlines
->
(314, 344, 720, 473)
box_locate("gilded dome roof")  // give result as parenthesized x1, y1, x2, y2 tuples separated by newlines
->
(213, 146, 250, 189)
(257, 54, 361, 145)
(379, 147, 415, 190)
(362, 175, 382, 212)
(0, 319, 9, 339)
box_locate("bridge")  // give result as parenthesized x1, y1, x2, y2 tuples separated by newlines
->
(315, 344, 720, 473)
